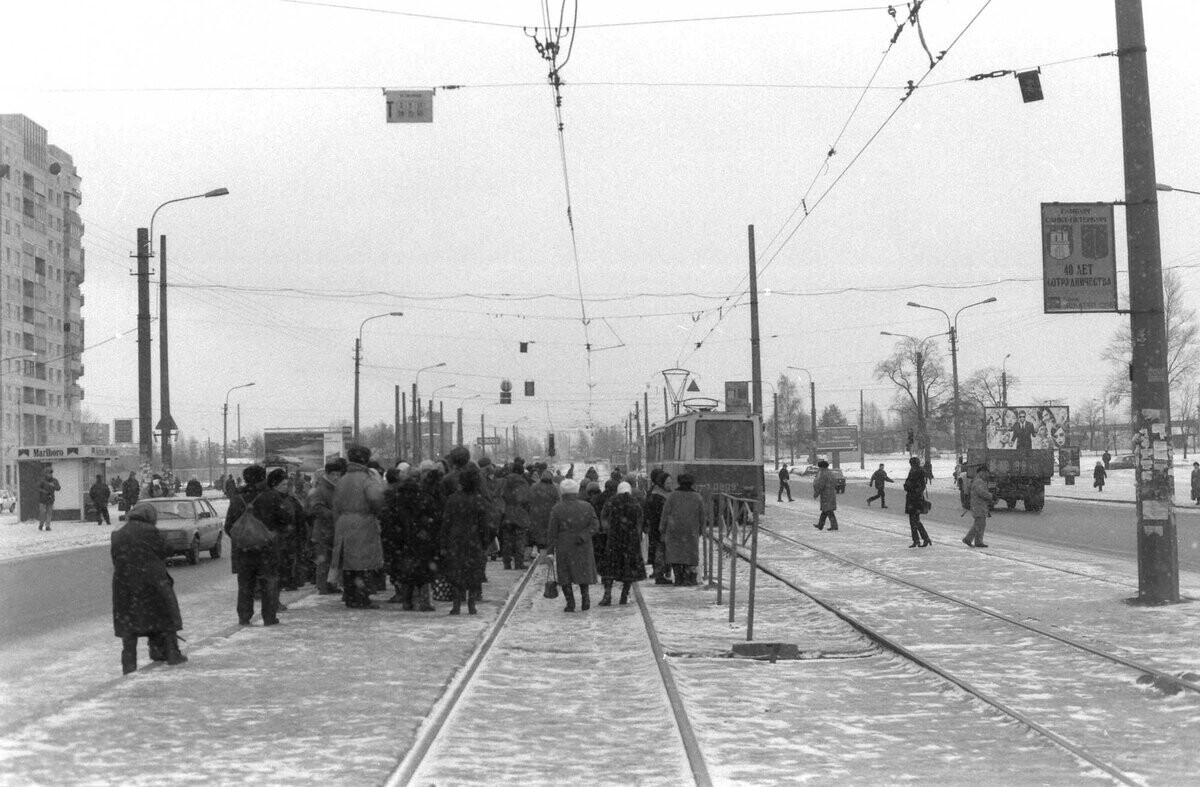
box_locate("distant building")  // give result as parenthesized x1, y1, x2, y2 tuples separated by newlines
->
(0, 115, 86, 487)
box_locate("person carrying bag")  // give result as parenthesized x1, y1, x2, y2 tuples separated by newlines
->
(542, 553, 559, 599)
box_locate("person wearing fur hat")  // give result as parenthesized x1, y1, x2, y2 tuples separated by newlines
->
(597, 481, 647, 605)
(441, 463, 491, 615)
(643, 470, 673, 585)
(499, 456, 532, 570)
(547, 478, 599, 612)
(111, 501, 186, 674)
(660, 473, 705, 586)
(331, 445, 387, 609)
(224, 465, 294, 624)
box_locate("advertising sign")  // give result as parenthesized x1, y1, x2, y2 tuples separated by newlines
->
(264, 428, 349, 472)
(114, 419, 134, 443)
(983, 406, 1070, 450)
(385, 90, 434, 123)
(724, 381, 751, 413)
(1041, 203, 1118, 313)
(816, 425, 859, 451)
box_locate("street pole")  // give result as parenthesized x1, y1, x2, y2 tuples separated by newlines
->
(809, 379, 817, 464)
(157, 234, 176, 481)
(915, 348, 927, 464)
(412, 384, 420, 462)
(748, 225, 763, 418)
(860, 388, 866, 470)
(135, 228, 153, 482)
(1117, 0, 1178, 603)
(222, 402, 228, 482)
(949, 324, 961, 459)
(394, 385, 401, 461)
(773, 392, 779, 471)
(353, 337, 361, 441)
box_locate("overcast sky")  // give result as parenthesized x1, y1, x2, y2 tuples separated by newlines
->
(4, 0, 1199, 446)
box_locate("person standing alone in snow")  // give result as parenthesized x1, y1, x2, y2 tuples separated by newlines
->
(866, 463, 893, 508)
(777, 464, 793, 502)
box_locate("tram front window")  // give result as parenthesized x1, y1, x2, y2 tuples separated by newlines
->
(695, 420, 755, 461)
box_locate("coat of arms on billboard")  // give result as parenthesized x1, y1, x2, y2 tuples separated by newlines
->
(1047, 227, 1072, 261)
(1080, 224, 1109, 259)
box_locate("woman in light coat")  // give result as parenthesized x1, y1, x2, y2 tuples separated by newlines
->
(547, 478, 599, 612)
(331, 445, 386, 609)
(660, 473, 705, 586)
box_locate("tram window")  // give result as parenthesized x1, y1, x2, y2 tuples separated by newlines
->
(695, 420, 755, 460)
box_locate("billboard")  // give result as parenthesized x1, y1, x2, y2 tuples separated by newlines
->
(984, 406, 1070, 450)
(816, 425, 859, 451)
(1041, 202, 1118, 313)
(264, 428, 351, 472)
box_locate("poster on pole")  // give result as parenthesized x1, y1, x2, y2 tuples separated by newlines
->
(1041, 202, 1118, 313)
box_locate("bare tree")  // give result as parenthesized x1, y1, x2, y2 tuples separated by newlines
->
(766, 374, 807, 463)
(875, 337, 949, 456)
(1102, 269, 1200, 420)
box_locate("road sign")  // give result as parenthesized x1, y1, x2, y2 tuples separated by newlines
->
(384, 90, 433, 123)
(114, 419, 134, 443)
(476, 436, 501, 446)
(816, 425, 858, 451)
(1041, 202, 1118, 313)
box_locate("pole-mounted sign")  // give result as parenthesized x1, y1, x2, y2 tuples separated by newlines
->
(1041, 202, 1118, 313)
(385, 90, 434, 123)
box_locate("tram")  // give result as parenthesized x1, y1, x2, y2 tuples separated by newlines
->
(646, 409, 764, 511)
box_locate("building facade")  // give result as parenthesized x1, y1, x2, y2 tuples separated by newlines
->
(0, 115, 86, 488)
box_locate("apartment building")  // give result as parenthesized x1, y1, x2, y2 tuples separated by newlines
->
(0, 114, 86, 488)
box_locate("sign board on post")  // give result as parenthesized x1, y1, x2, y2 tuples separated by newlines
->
(385, 90, 433, 123)
(476, 436, 501, 446)
(114, 419, 134, 443)
(724, 381, 750, 413)
(816, 426, 859, 451)
(1041, 202, 1118, 313)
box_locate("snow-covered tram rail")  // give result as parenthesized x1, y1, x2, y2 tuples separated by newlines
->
(729, 523, 1200, 785)
(386, 559, 711, 786)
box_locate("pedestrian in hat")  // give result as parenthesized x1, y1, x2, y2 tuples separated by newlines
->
(112, 501, 186, 674)
(903, 456, 932, 548)
(963, 463, 994, 548)
(661, 473, 705, 585)
(547, 478, 599, 611)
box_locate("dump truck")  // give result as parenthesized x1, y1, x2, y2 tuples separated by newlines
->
(958, 405, 1068, 513)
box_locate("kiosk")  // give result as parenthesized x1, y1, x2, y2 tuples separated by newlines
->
(16, 444, 129, 522)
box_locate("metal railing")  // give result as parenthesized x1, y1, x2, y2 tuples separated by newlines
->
(702, 492, 761, 641)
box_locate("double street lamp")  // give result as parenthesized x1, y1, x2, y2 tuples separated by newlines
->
(906, 297, 997, 459)
(352, 312, 404, 441)
(786, 366, 818, 464)
(880, 331, 941, 464)
(223, 382, 255, 482)
(412, 362, 446, 462)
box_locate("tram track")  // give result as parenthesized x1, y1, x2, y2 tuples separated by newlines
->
(720, 524, 1200, 784)
(386, 559, 711, 786)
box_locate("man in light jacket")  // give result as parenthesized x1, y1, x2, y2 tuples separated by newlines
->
(963, 464, 995, 548)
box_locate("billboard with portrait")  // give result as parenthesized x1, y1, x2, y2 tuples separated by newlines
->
(984, 406, 1070, 450)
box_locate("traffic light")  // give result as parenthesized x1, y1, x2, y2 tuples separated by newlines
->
(547, 432, 556, 457)
(500, 378, 512, 404)
(524, 380, 535, 397)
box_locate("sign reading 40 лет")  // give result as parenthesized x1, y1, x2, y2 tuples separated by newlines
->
(1041, 202, 1118, 313)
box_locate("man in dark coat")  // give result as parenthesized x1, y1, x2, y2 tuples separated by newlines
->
(36, 466, 61, 531)
(224, 464, 291, 625)
(866, 463, 893, 508)
(903, 456, 932, 548)
(441, 463, 492, 615)
(643, 470, 673, 585)
(499, 457, 532, 570)
(90, 473, 112, 526)
(120, 472, 140, 522)
(777, 464, 793, 502)
(111, 501, 186, 674)
(547, 478, 599, 611)
(598, 481, 646, 605)
(224, 475, 238, 499)
(185, 477, 204, 497)
(306, 459, 346, 595)
(811, 461, 839, 532)
(528, 470, 559, 555)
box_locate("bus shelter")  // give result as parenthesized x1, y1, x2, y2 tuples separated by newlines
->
(15, 444, 130, 522)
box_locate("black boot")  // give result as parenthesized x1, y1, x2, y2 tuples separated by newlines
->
(417, 584, 435, 612)
(148, 633, 167, 662)
(619, 582, 631, 605)
(449, 589, 463, 615)
(599, 579, 613, 606)
(121, 637, 138, 675)
(580, 584, 591, 611)
(562, 584, 576, 612)
(164, 632, 188, 666)
(403, 584, 416, 610)
(467, 591, 477, 615)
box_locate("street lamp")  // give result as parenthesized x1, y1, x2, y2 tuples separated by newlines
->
(786, 366, 818, 463)
(880, 331, 941, 464)
(1157, 183, 1200, 196)
(223, 382, 255, 482)
(353, 311, 404, 441)
(140, 187, 229, 483)
(1001, 353, 1012, 408)
(412, 362, 446, 462)
(906, 297, 997, 459)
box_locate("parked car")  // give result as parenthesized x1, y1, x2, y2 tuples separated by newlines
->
(0, 489, 15, 513)
(829, 468, 847, 493)
(1106, 453, 1137, 470)
(141, 496, 224, 564)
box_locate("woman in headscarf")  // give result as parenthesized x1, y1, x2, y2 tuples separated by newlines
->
(660, 473, 705, 586)
(643, 470, 673, 585)
(441, 463, 492, 615)
(547, 478, 599, 611)
(111, 501, 186, 674)
(598, 481, 647, 605)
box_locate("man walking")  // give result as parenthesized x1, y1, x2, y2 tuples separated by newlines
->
(777, 464, 793, 502)
(90, 474, 112, 526)
(37, 466, 60, 531)
(812, 460, 839, 531)
(120, 472, 140, 522)
(866, 463, 893, 508)
(963, 464, 995, 548)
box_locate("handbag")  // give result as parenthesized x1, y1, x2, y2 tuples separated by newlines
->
(229, 502, 274, 551)
(543, 555, 559, 599)
(432, 575, 455, 602)
(920, 493, 932, 514)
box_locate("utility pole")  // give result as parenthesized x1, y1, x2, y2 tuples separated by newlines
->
(412, 384, 421, 463)
(156, 234, 177, 481)
(915, 348, 928, 465)
(457, 407, 464, 451)
(401, 392, 408, 459)
(773, 392, 779, 471)
(135, 227, 153, 481)
(1117, 0, 1177, 603)
(860, 389, 866, 470)
(809, 380, 817, 464)
(748, 225, 763, 418)
(394, 385, 400, 461)
(237, 404, 242, 460)
(948, 324, 961, 459)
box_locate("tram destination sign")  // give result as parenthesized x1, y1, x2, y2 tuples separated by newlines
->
(1040, 202, 1118, 313)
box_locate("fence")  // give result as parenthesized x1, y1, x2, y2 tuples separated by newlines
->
(701, 492, 760, 641)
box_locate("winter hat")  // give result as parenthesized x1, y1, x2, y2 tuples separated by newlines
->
(266, 468, 288, 488)
(243, 464, 267, 484)
(560, 478, 580, 495)
(587, 482, 602, 494)
(617, 481, 632, 496)
(478, 456, 493, 468)
(419, 460, 438, 473)
(396, 462, 412, 475)
(541, 470, 553, 481)
(127, 501, 158, 525)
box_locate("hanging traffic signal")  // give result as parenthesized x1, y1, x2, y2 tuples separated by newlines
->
(1016, 69, 1043, 103)
(500, 379, 512, 404)
(547, 432, 556, 456)
(524, 380, 535, 397)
